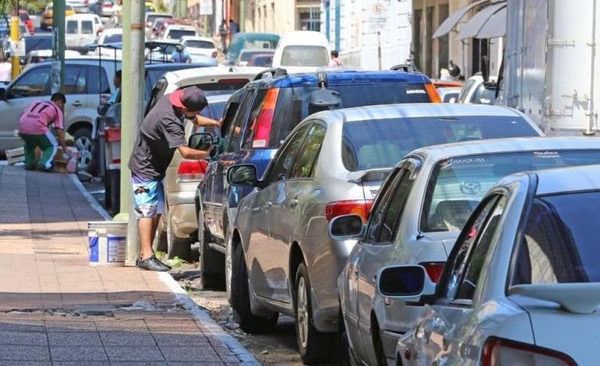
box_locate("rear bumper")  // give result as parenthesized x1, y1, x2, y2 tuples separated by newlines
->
(168, 201, 198, 239)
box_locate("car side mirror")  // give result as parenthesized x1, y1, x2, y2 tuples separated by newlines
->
(227, 164, 258, 186)
(328, 214, 364, 239)
(188, 132, 214, 150)
(377, 265, 436, 302)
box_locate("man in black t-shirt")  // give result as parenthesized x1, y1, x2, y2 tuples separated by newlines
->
(129, 86, 221, 271)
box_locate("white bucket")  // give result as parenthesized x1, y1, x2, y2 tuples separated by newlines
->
(88, 221, 128, 267)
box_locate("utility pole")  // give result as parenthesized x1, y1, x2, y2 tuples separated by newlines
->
(9, 0, 19, 79)
(51, 0, 66, 93)
(120, 0, 145, 266)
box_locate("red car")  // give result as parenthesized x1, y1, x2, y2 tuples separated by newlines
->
(19, 10, 34, 35)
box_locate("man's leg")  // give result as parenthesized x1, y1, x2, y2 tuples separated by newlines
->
(132, 179, 171, 271)
(37, 131, 58, 170)
(18, 133, 38, 170)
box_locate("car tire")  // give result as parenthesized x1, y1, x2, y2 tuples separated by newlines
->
(230, 243, 278, 333)
(294, 263, 337, 365)
(199, 224, 224, 290)
(339, 309, 359, 366)
(72, 127, 96, 174)
(166, 218, 192, 261)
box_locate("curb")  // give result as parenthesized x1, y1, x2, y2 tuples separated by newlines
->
(69, 173, 260, 365)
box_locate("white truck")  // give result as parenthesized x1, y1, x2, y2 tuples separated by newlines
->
(499, 0, 600, 136)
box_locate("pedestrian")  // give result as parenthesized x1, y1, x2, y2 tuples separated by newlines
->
(229, 18, 239, 35)
(0, 52, 11, 82)
(128, 86, 222, 272)
(108, 69, 121, 104)
(329, 50, 343, 67)
(18, 92, 70, 172)
(218, 19, 228, 53)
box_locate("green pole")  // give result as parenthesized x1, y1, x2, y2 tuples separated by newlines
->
(239, 0, 245, 32)
(51, 0, 65, 94)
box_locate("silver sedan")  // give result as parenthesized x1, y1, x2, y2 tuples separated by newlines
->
(225, 103, 542, 364)
(330, 136, 600, 366)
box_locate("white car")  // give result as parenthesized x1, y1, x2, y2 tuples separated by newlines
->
(458, 73, 498, 105)
(331, 136, 600, 366)
(393, 162, 600, 366)
(94, 28, 123, 58)
(179, 36, 218, 59)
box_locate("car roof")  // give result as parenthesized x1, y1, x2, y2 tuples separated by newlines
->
(410, 136, 600, 165)
(160, 66, 266, 82)
(180, 36, 214, 42)
(257, 69, 432, 88)
(525, 164, 600, 196)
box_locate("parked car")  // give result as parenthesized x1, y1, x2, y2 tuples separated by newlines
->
(224, 32, 280, 66)
(272, 31, 331, 73)
(331, 136, 600, 366)
(18, 10, 34, 35)
(69, 0, 92, 13)
(145, 67, 264, 260)
(0, 57, 120, 172)
(226, 103, 544, 364)
(196, 68, 442, 292)
(41, 3, 76, 30)
(458, 73, 497, 104)
(65, 14, 103, 54)
(93, 28, 123, 58)
(436, 86, 462, 103)
(101, 0, 115, 17)
(144, 12, 173, 39)
(160, 24, 198, 40)
(393, 162, 600, 366)
(179, 36, 218, 59)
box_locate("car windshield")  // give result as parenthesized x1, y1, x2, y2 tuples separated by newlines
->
(422, 149, 600, 233)
(103, 34, 122, 43)
(183, 40, 213, 49)
(511, 191, 600, 285)
(25, 37, 53, 51)
(281, 45, 329, 67)
(167, 29, 196, 39)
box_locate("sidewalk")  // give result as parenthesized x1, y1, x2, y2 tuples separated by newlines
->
(0, 164, 259, 365)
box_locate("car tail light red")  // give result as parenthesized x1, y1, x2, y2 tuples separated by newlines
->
(419, 262, 445, 282)
(252, 88, 279, 148)
(177, 159, 208, 183)
(425, 83, 442, 103)
(211, 51, 218, 58)
(481, 337, 576, 366)
(325, 200, 374, 222)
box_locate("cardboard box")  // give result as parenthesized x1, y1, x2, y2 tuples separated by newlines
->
(5, 147, 25, 165)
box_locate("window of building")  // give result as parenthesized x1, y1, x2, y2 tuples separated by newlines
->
(298, 6, 320, 31)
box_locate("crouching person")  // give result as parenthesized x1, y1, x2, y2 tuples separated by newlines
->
(18, 93, 70, 172)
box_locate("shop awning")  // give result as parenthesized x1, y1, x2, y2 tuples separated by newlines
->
(474, 6, 507, 38)
(432, 0, 488, 38)
(458, 1, 507, 40)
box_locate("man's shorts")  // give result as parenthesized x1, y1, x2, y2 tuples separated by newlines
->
(132, 179, 165, 219)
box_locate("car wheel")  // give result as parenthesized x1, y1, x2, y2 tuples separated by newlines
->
(295, 263, 337, 365)
(166, 218, 192, 261)
(339, 310, 358, 366)
(199, 220, 224, 290)
(72, 127, 96, 174)
(230, 243, 278, 333)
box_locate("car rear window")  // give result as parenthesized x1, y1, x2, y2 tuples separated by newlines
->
(266, 83, 433, 148)
(104, 34, 122, 44)
(281, 45, 329, 67)
(422, 149, 600, 233)
(166, 29, 196, 39)
(185, 40, 214, 49)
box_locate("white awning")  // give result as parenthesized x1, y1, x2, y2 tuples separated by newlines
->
(458, 2, 507, 40)
(432, 0, 488, 39)
(475, 6, 507, 38)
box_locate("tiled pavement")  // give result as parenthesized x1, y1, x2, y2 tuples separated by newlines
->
(0, 164, 259, 366)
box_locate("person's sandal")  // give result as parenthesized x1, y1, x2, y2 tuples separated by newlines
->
(136, 255, 171, 272)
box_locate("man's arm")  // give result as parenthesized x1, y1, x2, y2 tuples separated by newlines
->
(177, 145, 214, 160)
(195, 115, 221, 128)
(55, 128, 69, 157)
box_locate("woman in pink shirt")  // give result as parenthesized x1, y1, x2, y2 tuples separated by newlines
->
(18, 93, 69, 172)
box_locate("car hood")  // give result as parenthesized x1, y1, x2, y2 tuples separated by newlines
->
(510, 284, 600, 364)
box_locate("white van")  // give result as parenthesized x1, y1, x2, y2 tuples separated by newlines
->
(65, 14, 102, 53)
(271, 31, 331, 72)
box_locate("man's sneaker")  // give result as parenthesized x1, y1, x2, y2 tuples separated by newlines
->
(136, 255, 171, 272)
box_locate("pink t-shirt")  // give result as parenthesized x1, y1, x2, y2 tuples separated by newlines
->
(18, 101, 64, 135)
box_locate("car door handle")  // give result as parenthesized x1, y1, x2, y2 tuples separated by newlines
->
(263, 201, 272, 210)
(71, 101, 83, 107)
(286, 199, 298, 209)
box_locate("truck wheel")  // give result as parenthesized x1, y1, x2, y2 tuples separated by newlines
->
(73, 127, 96, 174)
(166, 219, 191, 261)
(199, 222, 224, 290)
(294, 263, 336, 365)
(230, 243, 278, 333)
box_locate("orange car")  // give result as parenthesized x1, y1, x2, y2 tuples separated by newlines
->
(432, 79, 464, 88)
(41, 3, 76, 30)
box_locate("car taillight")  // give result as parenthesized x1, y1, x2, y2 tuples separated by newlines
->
(252, 88, 279, 148)
(325, 200, 373, 222)
(481, 337, 576, 366)
(212, 51, 218, 58)
(177, 159, 208, 183)
(425, 83, 442, 103)
(419, 262, 445, 282)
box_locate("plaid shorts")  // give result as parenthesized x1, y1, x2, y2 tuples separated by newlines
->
(132, 179, 165, 219)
